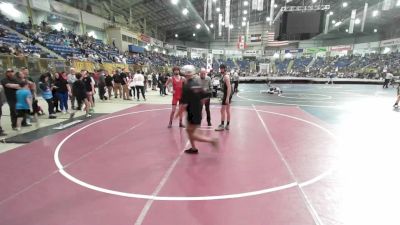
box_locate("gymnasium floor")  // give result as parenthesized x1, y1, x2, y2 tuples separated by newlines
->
(1, 83, 399, 225)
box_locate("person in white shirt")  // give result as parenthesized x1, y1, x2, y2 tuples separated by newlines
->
(147, 74, 152, 89)
(133, 71, 146, 101)
(383, 71, 393, 88)
(233, 70, 239, 93)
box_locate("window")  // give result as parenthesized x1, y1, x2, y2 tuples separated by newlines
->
(122, 35, 128, 42)
(127, 36, 133, 43)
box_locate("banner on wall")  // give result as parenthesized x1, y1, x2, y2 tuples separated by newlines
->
(250, 34, 262, 43)
(164, 43, 175, 49)
(212, 49, 224, 54)
(151, 38, 163, 47)
(128, 45, 145, 53)
(225, 0, 231, 28)
(305, 47, 327, 54)
(243, 50, 261, 56)
(176, 46, 187, 51)
(140, 34, 151, 43)
(285, 49, 303, 54)
(330, 45, 353, 51)
(380, 38, 400, 47)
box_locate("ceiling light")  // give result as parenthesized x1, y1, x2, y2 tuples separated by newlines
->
(196, 24, 201, 29)
(374, 28, 378, 33)
(332, 20, 336, 24)
(216, 7, 220, 12)
(345, 29, 349, 32)
(221, 21, 225, 26)
(229, 24, 234, 29)
(274, 4, 278, 8)
(312, 0, 317, 3)
(175, 34, 178, 38)
(243, 17, 247, 21)
(182, 8, 188, 15)
(397, 0, 400, 7)
(243, 10, 248, 15)
(372, 10, 379, 17)
(242, 21, 246, 26)
(266, 17, 271, 22)
(212, 0, 217, 2)
(342, 2, 348, 8)
(210, 23, 214, 28)
(193, 33, 196, 37)
(329, 11, 333, 15)
(355, 18, 361, 25)
(243, 1, 249, 6)
(171, 0, 179, 5)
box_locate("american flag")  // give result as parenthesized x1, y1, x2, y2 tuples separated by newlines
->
(266, 32, 289, 47)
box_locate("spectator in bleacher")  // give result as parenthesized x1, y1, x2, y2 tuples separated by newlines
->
(1, 69, 21, 130)
(113, 70, 122, 98)
(53, 72, 70, 114)
(38, 73, 56, 119)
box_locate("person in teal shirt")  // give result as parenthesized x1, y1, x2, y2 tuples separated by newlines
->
(15, 82, 32, 131)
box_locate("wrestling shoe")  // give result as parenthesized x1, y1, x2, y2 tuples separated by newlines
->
(215, 124, 225, 131)
(184, 148, 199, 154)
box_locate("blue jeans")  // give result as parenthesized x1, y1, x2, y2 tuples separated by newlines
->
(56, 92, 68, 111)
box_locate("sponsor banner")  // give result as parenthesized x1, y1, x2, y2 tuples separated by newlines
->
(151, 38, 163, 47)
(225, 50, 242, 55)
(225, 0, 231, 28)
(284, 48, 303, 54)
(330, 45, 353, 51)
(128, 45, 145, 53)
(243, 50, 262, 56)
(380, 38, 400, 47)
(212, 49, 224, 54)
(176, 46, 187, 51)
(164, 43, 175, 49)
(264, 50, 276, 56)
(250, 34, 262, 43)
(305, 47, 327, 54)
(140, 34, 151, 43)
(190, 48, 208, 54)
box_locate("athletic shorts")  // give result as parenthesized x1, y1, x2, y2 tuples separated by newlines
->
(221, 93, 232, 105)
(187, 110, 202, 125)
(172, 95, 181, 105)
(16, 109, 30, 118)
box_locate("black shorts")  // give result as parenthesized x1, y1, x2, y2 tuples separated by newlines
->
(187, 111, 202, 125)
(17, 109, 30, 118)
(222, 93, 232, 105)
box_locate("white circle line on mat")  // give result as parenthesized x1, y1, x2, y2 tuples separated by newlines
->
(54, 107, 338, 201)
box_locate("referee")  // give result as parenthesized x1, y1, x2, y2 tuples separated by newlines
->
(176, 65, 218, 154)
(199, 68, 212, 126)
